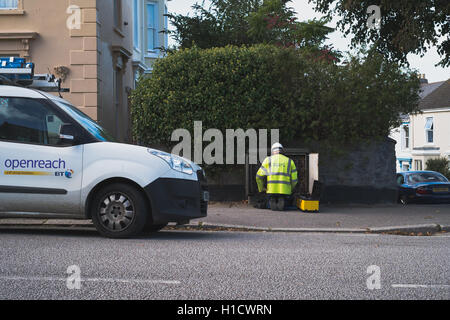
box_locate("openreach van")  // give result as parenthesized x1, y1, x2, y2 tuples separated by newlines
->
(0, 58, 208, 238)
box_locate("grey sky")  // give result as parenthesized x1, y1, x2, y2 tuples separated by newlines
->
(168, 0, 449, 83)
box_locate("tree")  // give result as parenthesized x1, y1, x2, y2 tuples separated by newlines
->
(248, 0, 334, 48)
(167, 0, 263, 49)
(309, 0, 450, 67)
(426, 157, 450, 179)
(131, 45, 420, 153)
(168, 0, 336, 55)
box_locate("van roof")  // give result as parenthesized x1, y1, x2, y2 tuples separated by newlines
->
(0, 85, 73, 106)
(0, 85, 44, 98)
(37, 90, 72, 105)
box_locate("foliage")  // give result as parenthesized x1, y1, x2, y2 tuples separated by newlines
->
(131, 45, 420, 156)
(167, 0, 263, 49)
(308, 0, 450, 67)
(168, 0, 337, 57)
(248, 0, 333, 49)
(425, 158, 450, 179)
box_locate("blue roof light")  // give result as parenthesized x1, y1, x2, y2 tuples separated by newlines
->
(0, 57, 34, 83)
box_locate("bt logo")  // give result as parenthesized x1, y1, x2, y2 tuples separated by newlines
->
(55, 169, 74, 178)
(65, 170, 74, 179)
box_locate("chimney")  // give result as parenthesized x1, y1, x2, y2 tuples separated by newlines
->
(419, 74, 428, 84)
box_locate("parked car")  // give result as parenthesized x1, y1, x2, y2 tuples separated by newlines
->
(0, 85, 209, 238)
(396, 171, 450, 204)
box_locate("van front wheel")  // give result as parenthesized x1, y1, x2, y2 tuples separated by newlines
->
(91, 183, 148, 238)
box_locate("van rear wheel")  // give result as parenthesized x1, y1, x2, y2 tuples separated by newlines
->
(91, 183, 148, 238)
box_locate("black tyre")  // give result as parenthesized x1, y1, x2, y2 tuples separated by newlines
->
(91, 183, 149, 238)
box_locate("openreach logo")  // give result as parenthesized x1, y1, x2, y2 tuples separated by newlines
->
(3, 158, 73, 178)
(4, 158, 66, 171)
(171, 121, 280, 165)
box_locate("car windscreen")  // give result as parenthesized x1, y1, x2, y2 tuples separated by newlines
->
(407, 172, 448, 184)
(53, 100, 116, 142)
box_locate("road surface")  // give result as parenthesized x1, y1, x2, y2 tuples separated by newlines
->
(0, 229, 448, 300)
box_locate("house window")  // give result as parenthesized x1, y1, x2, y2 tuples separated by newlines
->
(0, 0, 18, 9)
(425, 117, 434, 143)
(414, 160, 423, 171)
(133, 0, 140, 49)
(402, 125, 409, 149)
(113, 0, 122, 29)
(146, 2, 158, 52)
(402, 163, 410, 172)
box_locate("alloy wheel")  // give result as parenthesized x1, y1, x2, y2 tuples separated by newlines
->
(99, 192, 135, 232)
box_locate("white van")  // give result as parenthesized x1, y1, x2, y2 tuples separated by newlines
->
(0, 85, 208, 238)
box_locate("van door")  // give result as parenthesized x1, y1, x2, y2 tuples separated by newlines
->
(0, 97, 83, 215)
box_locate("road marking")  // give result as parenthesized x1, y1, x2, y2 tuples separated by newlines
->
(0, 275, 180, 285)
(392, 284, 450, 289)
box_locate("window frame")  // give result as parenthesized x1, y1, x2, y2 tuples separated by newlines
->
(425, 117, 434, 144)
(402, 162, 410, 172)
(0, 97, 90, 147)
(146, 1, 159, 55)
(401, 124, 410, 150)
(133, 0, 141, 50)
(0, 0, 18, 9)
(0, 0, 23, 15)
(414, 160, 423, 171)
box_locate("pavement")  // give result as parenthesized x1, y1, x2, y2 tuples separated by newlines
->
(196, 202, 450, 234)
(0, 202, 449, 234)
(0, 230, 448, 299)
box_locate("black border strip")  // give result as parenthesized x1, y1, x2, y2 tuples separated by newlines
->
(0, 186, 67, 195)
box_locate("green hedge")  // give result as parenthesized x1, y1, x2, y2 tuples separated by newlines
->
(131, 44, 420, 152)
(426, 157, 450, 179)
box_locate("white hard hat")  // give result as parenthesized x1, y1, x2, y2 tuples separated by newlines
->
(271, 143, 283, 152)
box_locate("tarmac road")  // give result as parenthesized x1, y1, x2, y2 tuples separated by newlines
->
(0, 229, 448, 300)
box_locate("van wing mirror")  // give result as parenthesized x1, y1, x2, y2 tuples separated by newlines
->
(59, 123, 77, 143)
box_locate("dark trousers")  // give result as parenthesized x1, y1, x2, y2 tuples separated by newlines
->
(267, 194, 293, 211)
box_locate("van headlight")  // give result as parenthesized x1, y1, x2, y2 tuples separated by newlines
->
(148, 150, 194, 175)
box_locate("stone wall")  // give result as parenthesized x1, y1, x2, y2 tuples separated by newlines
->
(319, 138, 398, 204)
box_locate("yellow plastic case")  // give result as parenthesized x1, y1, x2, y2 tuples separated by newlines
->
(297, 198, 319, 213)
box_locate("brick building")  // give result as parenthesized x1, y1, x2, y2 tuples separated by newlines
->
(0, 0, 137, 141)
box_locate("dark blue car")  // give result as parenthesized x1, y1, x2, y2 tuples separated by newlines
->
(396, 171, 450, 205)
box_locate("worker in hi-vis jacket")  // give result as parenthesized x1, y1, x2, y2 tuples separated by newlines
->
(256, 143, 298, 211)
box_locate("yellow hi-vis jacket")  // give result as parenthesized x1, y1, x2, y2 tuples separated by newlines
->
(256, 154, 298, 195)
